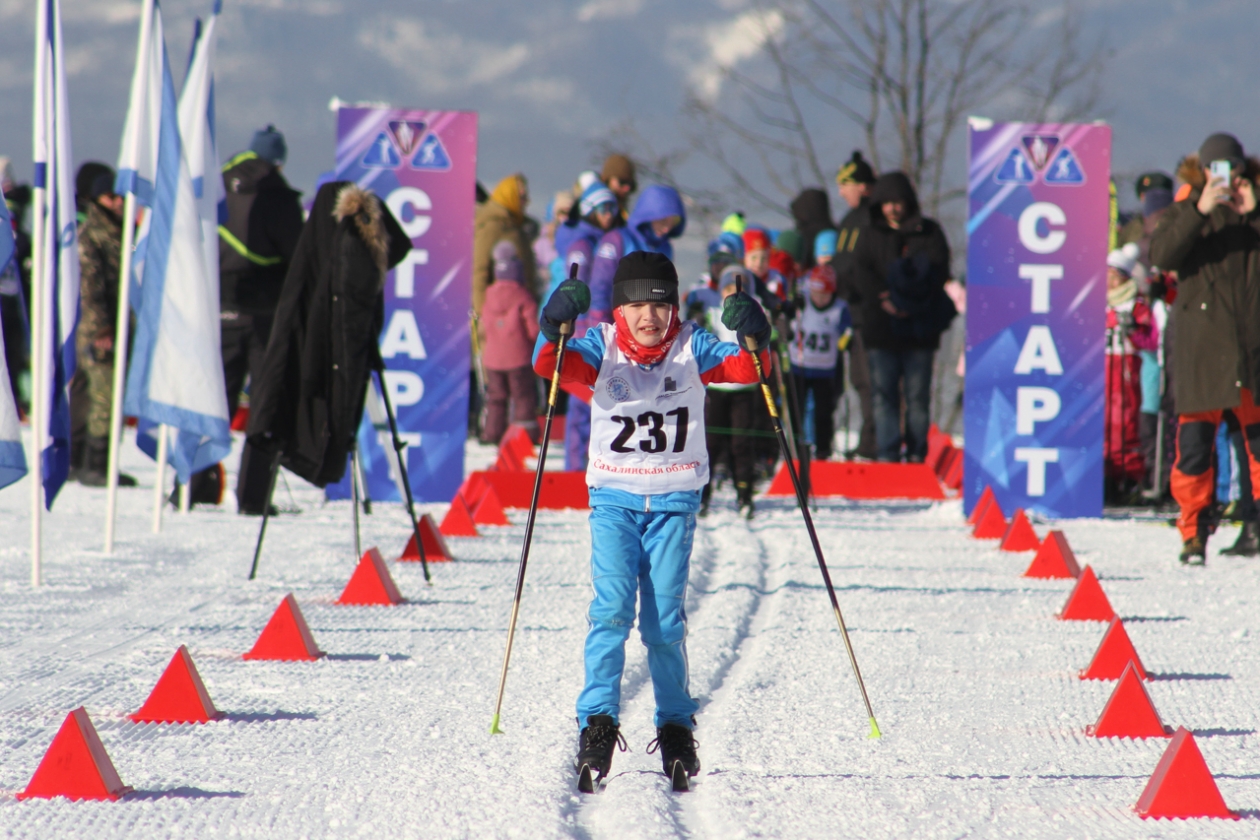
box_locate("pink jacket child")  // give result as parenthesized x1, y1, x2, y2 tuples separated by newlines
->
(479, 240, 541, 444)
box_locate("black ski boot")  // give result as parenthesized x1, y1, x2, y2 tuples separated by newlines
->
(736, 482, 754, 520)
(574, 715, 625, 793)
(1220, 521, 1260, 557)
(1179, 534, 1207, 566)
(648, 723, 700, 791)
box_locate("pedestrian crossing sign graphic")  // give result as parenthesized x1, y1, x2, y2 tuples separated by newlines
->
(361, 132, 401, 168)
(412, 133, 452, 171)
(994, 147, 1035, 185)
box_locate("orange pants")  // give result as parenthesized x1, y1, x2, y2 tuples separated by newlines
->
(1171, 388, 1260, 540)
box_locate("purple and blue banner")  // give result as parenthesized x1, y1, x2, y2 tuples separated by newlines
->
(964, 120, 1110, 519)
(327, 107, 478, 504)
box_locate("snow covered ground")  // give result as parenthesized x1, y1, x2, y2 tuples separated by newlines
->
(0, 429, 1257, 838)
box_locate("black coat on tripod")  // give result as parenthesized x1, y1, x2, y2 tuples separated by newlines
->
(247, 181, 411, 487)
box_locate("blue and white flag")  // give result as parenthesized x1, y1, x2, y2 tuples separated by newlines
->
(123, 0, 230, 484)
(31, 0, 79, 507)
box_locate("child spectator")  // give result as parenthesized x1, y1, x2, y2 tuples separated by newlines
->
(479, 241, 540, 444)
(1104, 243, 1155, 501)
(700, 265, 766, 519)
(534, 251, 770, 789)
(788, 264, 852, 461)
(742, 228, 787, 302)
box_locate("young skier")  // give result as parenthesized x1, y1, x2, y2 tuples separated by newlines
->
(533, 251, 771, 790)
(788, 264, 853, 461)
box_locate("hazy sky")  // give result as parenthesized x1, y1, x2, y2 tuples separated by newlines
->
(1, 0, 1258, 277)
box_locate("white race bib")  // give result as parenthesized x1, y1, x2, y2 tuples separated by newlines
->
(588, 321, 709, 495)
(790, 301, 845, 370)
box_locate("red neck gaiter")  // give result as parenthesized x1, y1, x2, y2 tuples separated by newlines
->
(613, 306, 682, 367)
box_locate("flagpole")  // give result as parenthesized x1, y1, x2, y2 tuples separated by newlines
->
(29, 0, 50, 588)
(28, 186, 45, 588)
(104, 0, 154, 554)
(151, 423, 167, 532)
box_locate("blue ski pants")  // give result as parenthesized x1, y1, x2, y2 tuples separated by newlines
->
(577, 505, 699, 730)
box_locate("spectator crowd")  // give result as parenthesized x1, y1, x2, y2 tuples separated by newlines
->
(3, 127, 1258, 564)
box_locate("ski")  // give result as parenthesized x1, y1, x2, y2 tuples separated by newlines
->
(669, 760, 690, 792)
(577, 763, 606, 794)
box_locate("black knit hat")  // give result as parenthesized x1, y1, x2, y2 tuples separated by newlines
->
(1134, 171, 1173, 198)
(612, 251, 679, 308)
(836, 150, 875, 185)
(1199, 133, 1245, 172)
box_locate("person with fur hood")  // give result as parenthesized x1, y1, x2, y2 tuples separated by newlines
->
(1150, 133, 1260, 565)
(246, 182, 411, 492)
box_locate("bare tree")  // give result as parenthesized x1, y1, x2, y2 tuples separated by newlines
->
(684, 0, 1105, 219)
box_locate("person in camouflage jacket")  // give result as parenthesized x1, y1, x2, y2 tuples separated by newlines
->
(75, 171, 135, 486)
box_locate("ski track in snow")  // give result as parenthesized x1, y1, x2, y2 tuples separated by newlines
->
(0, 430, 1256, 838)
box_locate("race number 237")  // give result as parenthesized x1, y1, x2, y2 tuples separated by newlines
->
(610, 408, 689, 454)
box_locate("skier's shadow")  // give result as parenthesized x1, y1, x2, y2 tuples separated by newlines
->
(221, 710, 317, 723)
(124, 787, 247, 800)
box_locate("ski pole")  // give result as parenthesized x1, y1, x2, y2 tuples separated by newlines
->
(375, 367, 430, 584)
(352, 444, 362, 560)
(491, 283, 575, 735)
(248, 450, 283, 581)
(736, 281, 881, 738)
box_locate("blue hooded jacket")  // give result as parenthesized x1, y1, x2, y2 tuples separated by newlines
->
(587, 185, 686, 321)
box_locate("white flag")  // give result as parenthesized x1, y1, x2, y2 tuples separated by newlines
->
(31, 0, 79, 506)
(123, 0, 230, 483)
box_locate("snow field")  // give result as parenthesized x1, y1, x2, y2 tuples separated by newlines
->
(0, 432, 1256, 838)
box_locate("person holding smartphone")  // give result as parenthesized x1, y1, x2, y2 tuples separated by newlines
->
(1150, 133, 1260, 566)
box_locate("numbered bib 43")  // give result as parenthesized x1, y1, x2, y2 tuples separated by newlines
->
(588, 322, 709, 494)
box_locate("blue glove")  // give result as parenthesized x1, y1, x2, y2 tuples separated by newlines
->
(721, 291, 771, 350)
(541, 278, 591, 342)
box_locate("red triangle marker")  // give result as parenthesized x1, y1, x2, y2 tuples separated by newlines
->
(439, 494, 480, 537)
(1087, 662, 1170, 739)
(942, 449, 963, 490)
(400, 513, 453, 562)
(501, 425, 536, 464)
(1135, 727, 1238, 819)
(968, 486, 997, 525)
(494, 445, 525, 472)
(1058, 565, 1116, 621)
(243, 594, 325, 661)
(999, 509, 1041, 551)
(18, 707, 132, 800)
(458, 473, 488, 509)
(972, 500, 1007, 538)
(1080, 618, 1147, 681)
(129, 645, 222, 724)
(472, 486, 511, 526)
(1022, 530, 1081, 579)
(337, 547, 405, 606)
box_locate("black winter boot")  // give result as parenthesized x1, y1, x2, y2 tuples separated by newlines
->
(574, 715, 626, 791)
(736, 482, 754, 520)
(1179, 534, 1207, 566)
(1220, 521, 1260, 557)
(648, 722, 700, 790)
(78, 436, 136, 487)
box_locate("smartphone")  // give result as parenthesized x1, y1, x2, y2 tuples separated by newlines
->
(1210, 159, 1232, 200)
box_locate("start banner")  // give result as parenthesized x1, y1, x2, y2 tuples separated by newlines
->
(963, 119, 1110, 518)
(327, 107, 478, 504)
